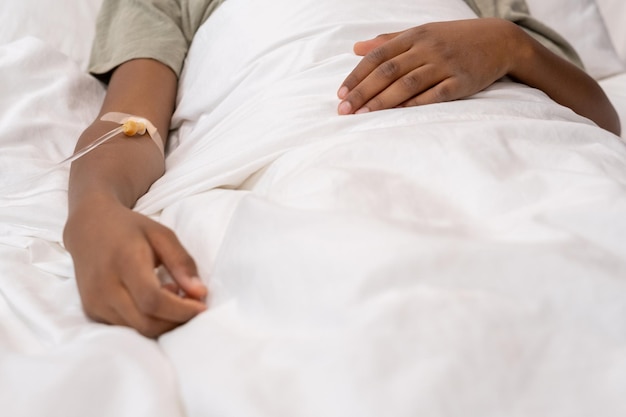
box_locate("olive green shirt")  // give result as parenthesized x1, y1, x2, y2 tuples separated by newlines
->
(89, 0, 582, 80)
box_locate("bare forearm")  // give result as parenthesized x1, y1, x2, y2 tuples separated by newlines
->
(506, 22, 621, 136)
(64, 59, 207, 338)
(67, 59, 177, 213)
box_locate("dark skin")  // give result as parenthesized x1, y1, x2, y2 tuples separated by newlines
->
(63, 18, 621, 338)
(337, 19, 620, 135)
(64, 60, 208, 338)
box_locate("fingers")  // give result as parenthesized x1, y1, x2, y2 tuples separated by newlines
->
(354, 63, 449, 114)
(338, 34, 421, 114)
(91, 296, 180, 339)
(111, 290, 181, 338)
(119, 230, 207, 323)
(148, 226, 208, 301)
(400, 77, 462, 108)
(337, 21, 502, 115)
(339, 54, 415, 114)
(340, 37, 410, 93)
(82, 247, 206, 337)
(81, 264, 206, 338)
(353, 32, 400, 56)
(77, 225, 207, 337)
(121, 265, 207, 324)
(68, 202, 209, 338)
(160, 280, 181, 294)
(82, 295, 177, 339)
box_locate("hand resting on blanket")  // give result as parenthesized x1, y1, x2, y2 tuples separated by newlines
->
(64, 18, 620, 338)
(337, 18, 621, 136)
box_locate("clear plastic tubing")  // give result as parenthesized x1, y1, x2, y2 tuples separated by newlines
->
(1, 113, 161, 199)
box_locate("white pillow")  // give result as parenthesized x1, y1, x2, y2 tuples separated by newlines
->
(525, 0, 625, 80)
(0, 0, 102, 70)
(594, 0, 626, 64)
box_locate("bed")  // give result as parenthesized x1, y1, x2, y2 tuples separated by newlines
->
(1, 0, 626, 416)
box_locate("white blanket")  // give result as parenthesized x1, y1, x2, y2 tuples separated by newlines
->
(161, 0, 626, 415)
(1, 0, 626, 416)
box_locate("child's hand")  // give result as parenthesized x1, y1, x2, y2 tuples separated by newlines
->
(337, 18, 515, 115)
(63, 199, 207, 338)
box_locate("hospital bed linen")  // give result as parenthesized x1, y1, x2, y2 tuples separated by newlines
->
(1, 0, 626, 416)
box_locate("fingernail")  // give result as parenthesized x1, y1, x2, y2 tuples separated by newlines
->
(338, 101, 352, 115)
(337, 86, 349, 99)
(355, 106, 370, 114)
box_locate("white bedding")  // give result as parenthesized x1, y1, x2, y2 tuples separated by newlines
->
(1, 0, 626, 416)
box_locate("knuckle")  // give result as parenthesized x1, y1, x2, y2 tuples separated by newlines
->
(177, 252, 197, 271)
(403, 97, 418, 108)
(421, 23, 442, 39)
(412, 24, 429, 36)
(409, 25, 432, 44)
(377, 60, 399, 80)
(149, 225, 176, 247)
(116, 245, 145, 266)
(401, 73, 420, 91)
(366, 47, 387, 65)
(343, 74, 359, 89)
(79, 289, 107, 321)
(136, 290, 162, 315)
(368, 96, 385, 111)
(139, 320, 176, 339)
(433, 84, 451, 102)
(439, 46, 455, 62)
(347, 88, 365, 105)
(135, 321, 162, 339)
(83, 305, 104, 323)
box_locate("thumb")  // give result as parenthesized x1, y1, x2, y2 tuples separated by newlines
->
(353, 32, 401, 56)
(148, 227, 208, 302)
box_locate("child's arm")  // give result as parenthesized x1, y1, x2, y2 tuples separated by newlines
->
(63, 0, 222, 338)
(63, 59, 207, 338)
(337, 18, 621, 136)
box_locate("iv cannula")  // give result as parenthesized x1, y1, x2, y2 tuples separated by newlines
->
(1, 113, 162, 198)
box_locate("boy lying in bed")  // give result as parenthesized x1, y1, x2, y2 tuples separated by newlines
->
(64, 0, 621, 338)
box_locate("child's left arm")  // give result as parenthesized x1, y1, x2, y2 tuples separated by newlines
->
(337, 18, 620, 136)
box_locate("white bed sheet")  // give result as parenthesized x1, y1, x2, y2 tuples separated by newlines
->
(0, 38, 185, 417)
(1, 0, 626, 416)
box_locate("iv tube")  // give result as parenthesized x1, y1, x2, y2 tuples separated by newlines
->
(1, 113, 162, 199)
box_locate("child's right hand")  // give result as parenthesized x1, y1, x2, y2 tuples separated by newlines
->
(63, 198, 207, 338)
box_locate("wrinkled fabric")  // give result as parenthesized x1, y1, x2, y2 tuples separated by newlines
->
(1, 0, 625, 415)
(149, 1, 626, 415)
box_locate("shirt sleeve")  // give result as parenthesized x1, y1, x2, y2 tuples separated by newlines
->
(88, 0, 223, 81)
(464, 0, 584, 69)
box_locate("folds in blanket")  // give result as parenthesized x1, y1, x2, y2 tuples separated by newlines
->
(0, 38, 104, 203)
(138, 64, 607, 215)
(161, 194, 626, 417)
(142, 0, 617, 213)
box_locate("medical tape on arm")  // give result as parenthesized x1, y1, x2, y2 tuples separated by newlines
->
(0, 112, 165, 199)
(100, 112, 165, 157)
